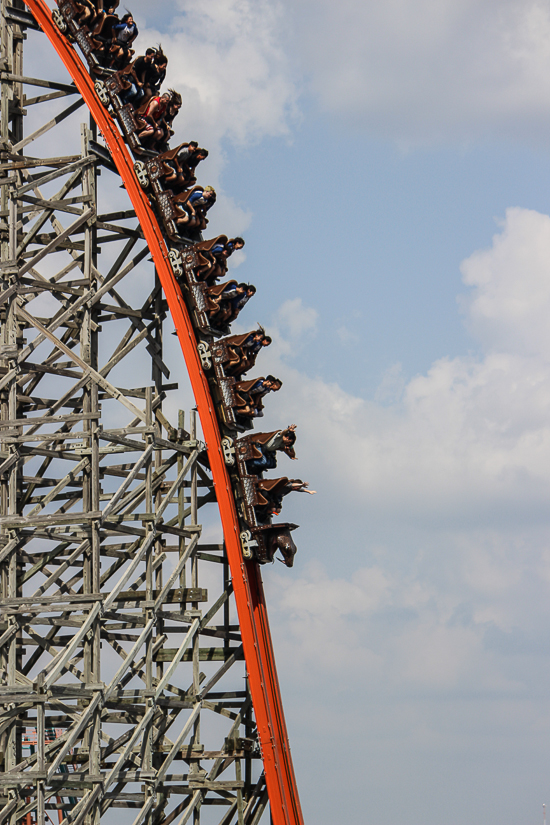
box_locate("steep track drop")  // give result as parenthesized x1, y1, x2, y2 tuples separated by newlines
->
(23, 2, 305, 824)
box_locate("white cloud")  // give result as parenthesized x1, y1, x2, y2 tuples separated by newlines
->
(266, 552, 525, 695)
(34, 0, 297, 237)
(268, 298, 319, 360)
(128, 0, 298, 149)
(261, 210, 550, 522)
(135, 1, 297, 232)
(275, 560, 391, 620)
(39, 0, 297, 151)
(275, 298, 318, 339)
(259, 205, 550, 709)
(336, 325, 360, 346)
(461, 207, 550, 356)
(375, 361, 405, 404)
(283, 0, 550, 144)
(268, 561, 389, 678)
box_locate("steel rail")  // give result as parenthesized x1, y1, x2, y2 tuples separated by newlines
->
(21, 3, 305, 824)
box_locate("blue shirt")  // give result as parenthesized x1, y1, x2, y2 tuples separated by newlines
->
(188, 190, 204, 205)
(114, 22, 138, 42)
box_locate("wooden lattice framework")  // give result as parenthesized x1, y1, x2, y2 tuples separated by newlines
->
(0, 4, 268, 825)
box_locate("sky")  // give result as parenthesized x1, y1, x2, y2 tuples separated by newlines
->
(30, 2, 550, 823)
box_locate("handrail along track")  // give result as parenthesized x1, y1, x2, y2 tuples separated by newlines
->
(20, 3, 305, 824)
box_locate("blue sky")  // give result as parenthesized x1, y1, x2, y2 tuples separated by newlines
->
(222, 130, 550, 395)
(130, 3, 550, 823)
(34, 2, 550, 823)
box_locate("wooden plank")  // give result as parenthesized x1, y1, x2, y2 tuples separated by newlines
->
(40, 602, 102, 688)
(46, 692, 102, 780)
(28, 540, 89, 595)
(104, 618, 155, 700)
(0, 511, 101, 528)
(24, 88, 78, 106)
(17, 208, 94, 277)
(4, 74, 77, 93)
(199, 648, 245, 699)
(155, 648, 244, 663)
(20, 192, 90, 216)
(154, 619, 200, 699)
(0, 411, 99, 428)
(103, 531, 157, 611)
(1, 592, 102, 607)
(12, 97, 85, 152)
(0, 153, 81, 170)
(154, 536, 199, 612)
(104, 705, 157, 787)
(90, 245, 149, 306)
(102, 444, 154, 519)
(17, 306, 147, 423)
(156, 704, 202, 783)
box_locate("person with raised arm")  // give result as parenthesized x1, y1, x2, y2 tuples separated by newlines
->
(255, 477, 316, 522)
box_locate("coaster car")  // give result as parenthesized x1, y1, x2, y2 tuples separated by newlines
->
(188, 235, 228, 283)
(209, 330, 270, 378)
(233, 473, 298, 567)
(88, 10, 119, 65)
(211, 374, 253, 433)
(170, 185, 213, 235)
(148, 142, 208, 194)
(194, 373, 280, 434)
(55, 0, 100, 67)
(195, 331, 280, 431)
(205, 283, 255, 332)
(169, 247, 229, 337)
(233, 428, 296, 475)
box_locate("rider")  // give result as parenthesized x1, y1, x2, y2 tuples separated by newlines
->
(111, 12, 138, 67)
(245, 426, 298, 475)
(121, 47, 156, 105)
(136, 90, 173, 146)
(235, 375, 283, 419)
(222, 328, 272, 378)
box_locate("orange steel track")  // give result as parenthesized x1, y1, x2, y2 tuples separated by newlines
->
(23, 3, 305, 824)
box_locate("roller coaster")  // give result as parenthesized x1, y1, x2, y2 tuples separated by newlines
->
(0, 2, 306, 824)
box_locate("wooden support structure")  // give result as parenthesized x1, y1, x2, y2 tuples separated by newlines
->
(0, 5, 265, 825)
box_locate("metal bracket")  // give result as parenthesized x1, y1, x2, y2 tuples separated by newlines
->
(169, 248, 182, 276)
(134, 160, 149, 189)
(240, 530, 257, 560)
(94, 80, 110, 108)
(197, 341, 212, 370)
(52, 9, 67, 33)
(182, 249, 198, 269)
(221, 436, 235, 466)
